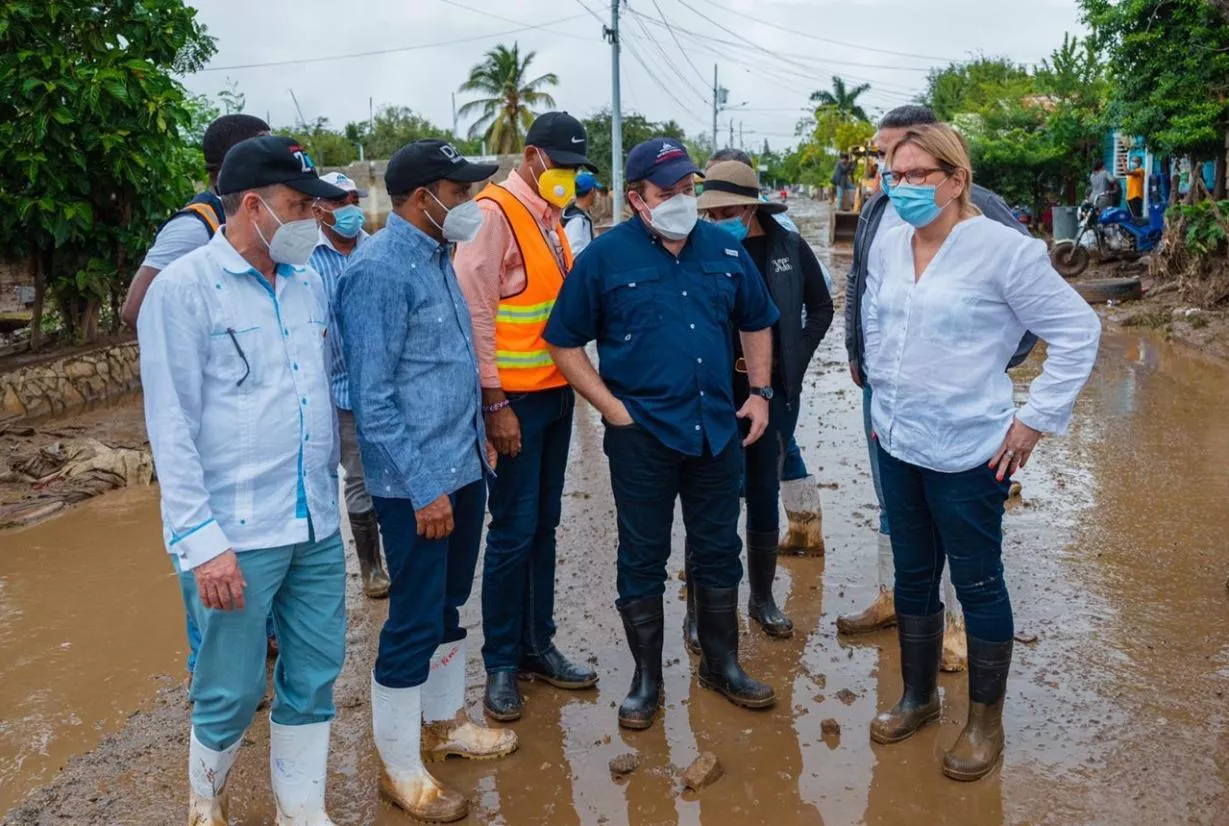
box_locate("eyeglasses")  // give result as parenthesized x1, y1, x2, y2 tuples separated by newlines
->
(226, 328, 251, 387)
(882, 167, 951, 186)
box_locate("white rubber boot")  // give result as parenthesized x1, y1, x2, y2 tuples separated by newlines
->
(188, 728, 240, 826)
(269, 721, 336, 825)
(371, 674, 469, 823)
(941, 571, 968, 673)
(421, 638, 518, 762)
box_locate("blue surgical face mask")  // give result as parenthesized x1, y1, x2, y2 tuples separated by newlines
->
(715, 215, 749, 242)
(886, 182, 948, 228)
(329, 204, 365, 238)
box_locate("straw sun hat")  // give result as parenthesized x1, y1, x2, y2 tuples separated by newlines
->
(696, 160, 787, 214)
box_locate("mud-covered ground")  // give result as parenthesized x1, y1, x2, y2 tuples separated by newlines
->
(5, 300, 1229, 824)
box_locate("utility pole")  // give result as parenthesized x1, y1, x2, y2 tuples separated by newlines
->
(606, 1, 624, 224)
(739, 121, 744, 150)
(451, 92, 459, 140)
(711, 64, 729, 152)
(729, 120, 734, 149)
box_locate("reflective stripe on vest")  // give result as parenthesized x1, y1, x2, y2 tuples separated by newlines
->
(477, 183, 573, 392)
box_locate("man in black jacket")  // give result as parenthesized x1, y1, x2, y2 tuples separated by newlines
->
(838, 105, 1036, 673)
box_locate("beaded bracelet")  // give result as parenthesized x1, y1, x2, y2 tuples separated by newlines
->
(483, 399, 511, 415)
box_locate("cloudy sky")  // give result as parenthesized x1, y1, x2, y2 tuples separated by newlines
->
(182, 0, 1085, 152)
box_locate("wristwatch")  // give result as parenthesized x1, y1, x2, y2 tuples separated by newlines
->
(749, 386, 774, 400)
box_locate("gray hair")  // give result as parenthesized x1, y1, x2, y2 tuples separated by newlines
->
(710, 147, 753, 167)
(878, 105, 938, 130)
(220, 184, 278, 217)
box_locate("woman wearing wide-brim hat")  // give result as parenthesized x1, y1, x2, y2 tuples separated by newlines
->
(690, 159, 834, 642)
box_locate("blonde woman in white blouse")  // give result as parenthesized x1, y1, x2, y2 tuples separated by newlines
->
(863, 123, 1100, 781)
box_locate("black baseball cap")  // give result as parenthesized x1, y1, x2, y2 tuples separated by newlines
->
(525, 111, 597, 172)
(385, 139, 499, 196)
(626, 137, 703, 188)
(217, 136, 346, 198)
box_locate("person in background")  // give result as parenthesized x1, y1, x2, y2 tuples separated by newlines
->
(1088, 160, 1113, 209)
(840, 104, 1036, 674)
(544, 138, 780, 731)
(138, 136, 349, 825)
(1126, 156, 1146, 218)
(864, 123, 1099, 780)
(338, 140, 515, 824)
(695, 160, 833, 643)
(454, 112, 599, 724)
(563, 170, 601, 256)
(309, 171, 390, 601)
(832, 154, 852, 209)
(122, 114, 270, 328)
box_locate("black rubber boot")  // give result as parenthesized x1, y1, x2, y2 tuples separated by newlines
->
(944, 635, 1013, 781)
(483, 671, 522, 722)
(694, 586, 776, 709)
(869, 609, 944, 744)
(617, 597, 664, 730)
(519, 647, 598, 689)
(349, 510, 390, 599)
(683, 543, 701, 656)
(746, 531, 794, 638)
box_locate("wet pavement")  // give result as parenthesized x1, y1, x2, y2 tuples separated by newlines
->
(4, 208, 1229, 823)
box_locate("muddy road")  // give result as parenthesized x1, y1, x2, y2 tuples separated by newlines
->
(5, 232, 1229, 822)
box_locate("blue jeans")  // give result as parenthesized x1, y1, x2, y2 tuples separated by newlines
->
(876, 445, 1013, 642)
(863, 385, 890, 535)
(605, 424, 743, 606)
(481, 387, 574, 672)
(373, 480, 486, 688)
(176, 532, 346, 751)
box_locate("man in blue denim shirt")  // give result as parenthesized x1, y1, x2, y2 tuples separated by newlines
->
(545, 138, 781, 732)
(337, 140, 514, 824)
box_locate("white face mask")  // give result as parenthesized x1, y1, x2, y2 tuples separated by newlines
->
(255, 196, 318, 266)
(641, 193, 698, 241)
(427, 191, 484, 243)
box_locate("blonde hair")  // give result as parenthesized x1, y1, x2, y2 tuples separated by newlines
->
(886, 123, 980, 218)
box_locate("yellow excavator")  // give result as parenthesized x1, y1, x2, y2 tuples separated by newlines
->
(832, 143, 880, 245)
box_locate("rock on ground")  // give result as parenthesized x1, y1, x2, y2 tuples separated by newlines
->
(680, 752, 723, 792)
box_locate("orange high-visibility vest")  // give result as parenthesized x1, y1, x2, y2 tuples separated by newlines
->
(477, 183, 574, 393)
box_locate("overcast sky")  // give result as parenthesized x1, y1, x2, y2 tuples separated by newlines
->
(183, 0, 1085, 153)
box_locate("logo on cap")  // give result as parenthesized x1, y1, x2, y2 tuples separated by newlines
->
(440, 143, 463, 164)
(656, 142, 685, 162)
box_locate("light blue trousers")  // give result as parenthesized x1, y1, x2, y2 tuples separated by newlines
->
(175, 532, 346, 751)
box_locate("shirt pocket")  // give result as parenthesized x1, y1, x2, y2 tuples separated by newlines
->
(603, 267, 663, 334)
(700, 260, 739, 320)
(208, 326, 263, 389)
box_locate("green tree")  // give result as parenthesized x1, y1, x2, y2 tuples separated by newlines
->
(809, 76, 871, 122)
(1080, 0, 1229, 197)
(346, 105, 459, 161)
(581, 109, 687, 186)
(0, 0, 216, 347)
(923, 56, 1033, 122)
(457, 43, 558, 153)
(275, 117, 358, 167)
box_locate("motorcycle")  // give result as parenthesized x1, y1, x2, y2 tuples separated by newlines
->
(1050, 202, 1165, 278)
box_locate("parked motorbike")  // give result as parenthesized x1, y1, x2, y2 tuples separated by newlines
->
(1050, 202, 1165, 278)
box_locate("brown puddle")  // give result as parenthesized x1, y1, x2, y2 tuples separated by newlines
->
(4, 218, 1229, 822)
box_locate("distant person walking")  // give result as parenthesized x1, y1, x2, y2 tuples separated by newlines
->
(1088, 160, 1113, 208)
(1126, 156, 1146, 218)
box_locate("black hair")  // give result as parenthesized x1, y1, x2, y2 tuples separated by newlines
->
(711, 147, 753, 166)
(878, 105, 938, 130)
(390, 181, 441, 211)
(1094, 160, 1105, 171)
(203, 114, 271, 172)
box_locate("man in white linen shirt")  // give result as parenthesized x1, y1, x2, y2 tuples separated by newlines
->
(138, 136, 348, 826)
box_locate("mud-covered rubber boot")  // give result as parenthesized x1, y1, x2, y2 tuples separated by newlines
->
(682, 544, 701, 656)
(943, 636, 1012, 781)
(941, 616, 968, 673)
(371, 675, 469, 823)
(695, 586, 776, 709)
(421, 639, 517, 763)
(837, 534, 897, 635)
(617, 596, 664, 730)
(870, 609, 944, 744)
(777, 476, 825, 556)
(349, 510, 390, 599)
(746, 531, 794, 638)
(270, 721, 337, 825)
(187, 729, 240, 826)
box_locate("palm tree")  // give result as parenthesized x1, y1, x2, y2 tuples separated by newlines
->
(457, 43, 558, 154)
(810, 76, 872, 122)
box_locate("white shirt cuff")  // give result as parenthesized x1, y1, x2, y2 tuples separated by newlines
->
(169, 519, 231, 571)
(1016, 403, 1069, 437)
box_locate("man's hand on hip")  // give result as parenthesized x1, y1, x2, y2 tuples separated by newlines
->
(737, 396, 770, 446)
(416, 494, 455, 540)
(194, 549, 247, 612)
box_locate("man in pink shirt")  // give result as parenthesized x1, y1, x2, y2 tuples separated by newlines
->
(454, 112, 600, 722)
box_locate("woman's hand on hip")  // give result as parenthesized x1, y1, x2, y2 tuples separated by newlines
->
(989, 419, 1043, 481)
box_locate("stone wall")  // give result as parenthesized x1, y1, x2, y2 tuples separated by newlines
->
(1, 342, 140, 423)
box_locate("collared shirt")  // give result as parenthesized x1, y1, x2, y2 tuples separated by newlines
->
(862, 201, 906, 339)
(864, 216, 1101, 474)
(337, 212, 486, 508)
(137, 230, 340, 570)
(544, 215, 779, 456)
(310, 228, 369, 410)
(454, 171, 569, 389)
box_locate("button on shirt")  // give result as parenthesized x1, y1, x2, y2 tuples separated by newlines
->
(310, 229, 368, 410)
(138, 230, 340, 571)
(337, 212, 486, 508)
(544, 215, 779, 456)
(864, 216, 1101, 474)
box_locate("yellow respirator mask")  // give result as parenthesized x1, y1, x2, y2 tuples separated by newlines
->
(534, 150, 576, 208)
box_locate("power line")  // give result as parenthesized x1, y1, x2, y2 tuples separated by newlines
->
(435, 0, 597, 41)
(626, 15, 709, 103)
(621, 36, 707, 123)
(198, 15, 592, 72)
(571, 0, 606, 25)
(649, 0, 709, 87)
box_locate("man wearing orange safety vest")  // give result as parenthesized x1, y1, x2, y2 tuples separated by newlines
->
(454, 112, 600, 722)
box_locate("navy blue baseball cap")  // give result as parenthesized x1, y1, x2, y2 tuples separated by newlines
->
(626, 138, 703, 187)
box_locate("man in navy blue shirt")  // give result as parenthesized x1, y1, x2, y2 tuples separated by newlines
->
(545, 138, 781, 731)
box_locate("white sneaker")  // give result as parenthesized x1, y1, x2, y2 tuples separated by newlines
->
(187, 728, 240, 826)
(270, 721, 336, 825)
